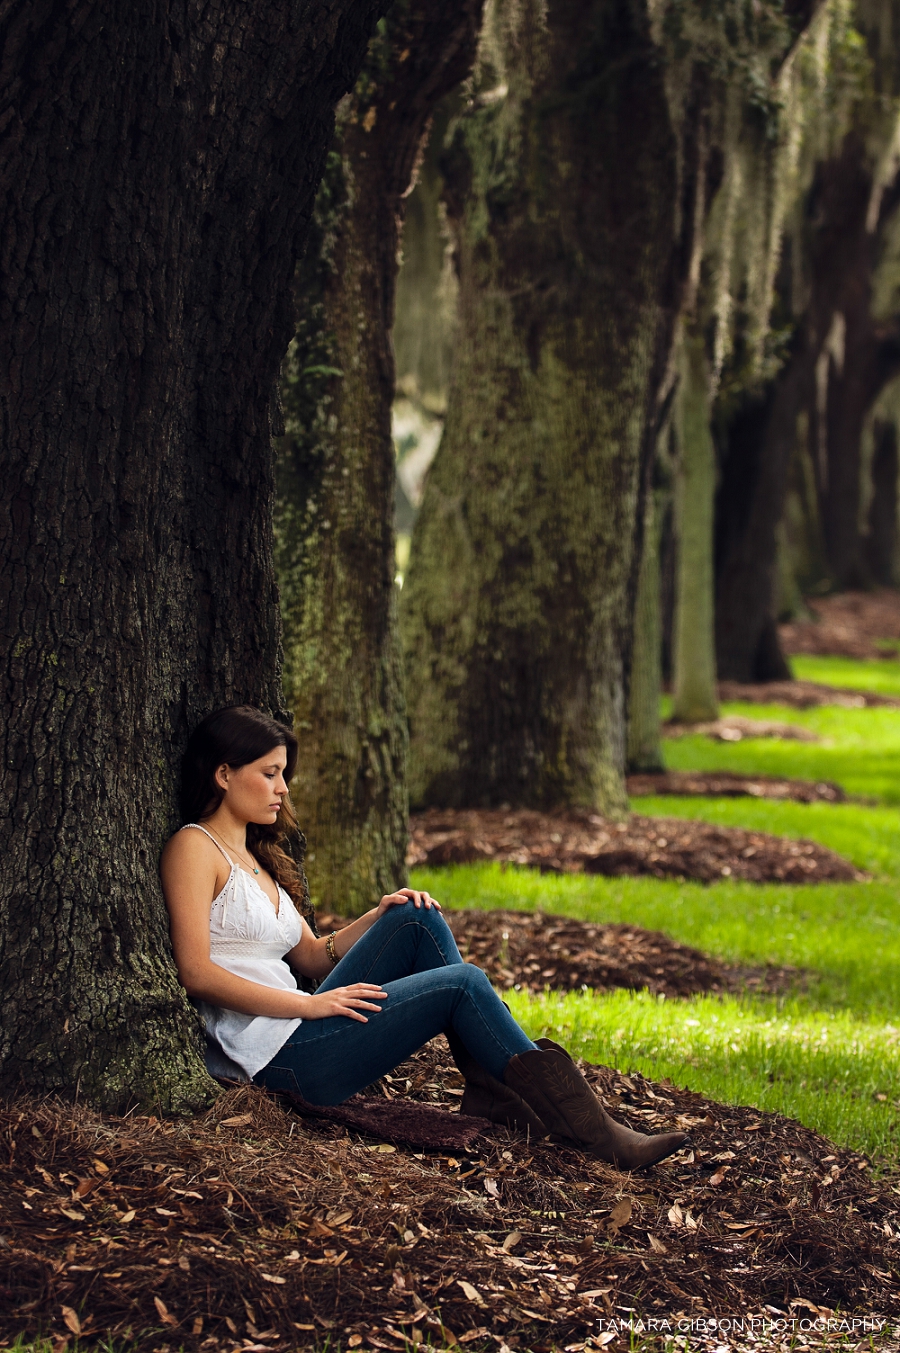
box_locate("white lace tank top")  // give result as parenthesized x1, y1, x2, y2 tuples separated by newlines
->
(181, 823, 304, 1080)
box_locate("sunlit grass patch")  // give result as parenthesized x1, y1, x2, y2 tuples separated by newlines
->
(630, 795, 900, 876)
(791, 652, 900, 696)
(505, 986, 900, 1160)
(662, 702, 900, 804)
(413, 863, 900, 1017)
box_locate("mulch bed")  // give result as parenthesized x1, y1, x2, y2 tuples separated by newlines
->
(780, 590, 900, 660)
(407, 809, 863, 884)
(718, 679, 900, 710)
(319, 909, 804, 1002)
(2, 1047, 898, 1353)
(663, 715, 819, 742)
(626, 771, 846, 804)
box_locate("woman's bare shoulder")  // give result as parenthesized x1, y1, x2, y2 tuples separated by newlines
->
(161, 825, 219, 871)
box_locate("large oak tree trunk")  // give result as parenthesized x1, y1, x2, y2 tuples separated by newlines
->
(716, 123, 900, 672)
(715, 351, 808, 681)
(400, 0, 704, 814)
(672, 328, 720, 721)
(275, 0, 483, 916)
(0, 0, 383, 1109)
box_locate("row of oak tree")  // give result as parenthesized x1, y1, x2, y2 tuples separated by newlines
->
(276, 0, 900, 911)
(2, 0, 899, 1107)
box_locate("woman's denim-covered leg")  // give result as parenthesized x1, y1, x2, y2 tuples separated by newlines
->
(315, 901, 465, 990)
(255, 903, 538, 1105)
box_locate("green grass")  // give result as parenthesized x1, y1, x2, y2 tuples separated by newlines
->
(663, 702, 900, 803)
(504, 987, 900, 1160)
(414, 861, 900, 1158)
(415, 860, 900, 1018)
(791, 652, 900, 695)
(633, 795, 900, 876)
(410, 660, 900, 1159)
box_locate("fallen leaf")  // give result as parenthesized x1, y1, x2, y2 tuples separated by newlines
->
(155, 1207, 178, 1216)
(648, 1233, 667, 1253)
(61, 1307, 81, 1337)
(153, 1296, 177, 1326)
(484, 1177, 499, 1197)
(92, 1159, 110, 1175)
(74, 1178, 101, 1199)
(709, 1166, 729, 1186)
(117, 1210, 136, 1224)
(668, 1202, 684, 1227)
(348, 1338, 363, 1349)
(502, 1230, 522, 1251)
(261, 1273, 287, 1285)
(608, 1197, 633, 1230)
(192, 1316, 203, 1335)
(457, 1279, 486, 1306)
(220, 1114, 254, 1127)
(459, 1329, 491, 1344)
(59, 1209, 86, 1222)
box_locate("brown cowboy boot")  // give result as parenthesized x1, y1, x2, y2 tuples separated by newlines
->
(444, 1029, 548, 1137)
(504, 1046, 687, 1169)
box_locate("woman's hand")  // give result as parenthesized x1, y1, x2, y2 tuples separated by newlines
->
(302, 983, 387, 1023)
(376, 886, 441, 918)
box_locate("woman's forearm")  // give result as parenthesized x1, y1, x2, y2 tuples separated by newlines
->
(180, 961, 312, 1019)
(297, 908, 380, 979)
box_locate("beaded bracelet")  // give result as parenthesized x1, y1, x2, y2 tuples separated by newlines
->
(325, 932, 340, 967)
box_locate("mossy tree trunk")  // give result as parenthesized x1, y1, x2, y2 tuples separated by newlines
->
(672, 328, 720, 722)
(716, 134, 900, 660)
(714, 352, 806, 681)
(275, 0, 483, 914)
(0, 0, 385, 1108)
(400, 0, 712, 814)
(628, 417, 676, 771)
(627, 481, 668, 772)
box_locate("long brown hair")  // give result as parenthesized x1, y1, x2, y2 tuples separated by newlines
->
(180, 706, 308, 911)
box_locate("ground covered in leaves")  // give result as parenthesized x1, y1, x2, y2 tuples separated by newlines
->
(716, 680, 900, 710)
(2, 1045, 898, 1353)
(625, 771, 845, 805)
(779, 590, 900, 660)
(662, 716, 819, 743)
(407, 809, 862, 884)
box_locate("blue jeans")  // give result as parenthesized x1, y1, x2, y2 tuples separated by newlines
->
(254, 903, 538, 1105)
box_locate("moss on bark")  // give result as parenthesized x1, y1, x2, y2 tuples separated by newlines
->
(275, 1, 483, 914)
(401, 0, 726, 813)
(673, 329, 721, 722)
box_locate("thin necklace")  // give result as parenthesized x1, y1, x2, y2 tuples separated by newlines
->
(207, 823, 260, 875)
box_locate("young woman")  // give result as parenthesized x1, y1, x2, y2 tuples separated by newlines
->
(161, 705, 687, 1170)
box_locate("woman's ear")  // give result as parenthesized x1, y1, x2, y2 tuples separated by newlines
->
(214, 763, 230, 793)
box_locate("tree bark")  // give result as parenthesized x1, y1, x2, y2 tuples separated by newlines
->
(0, 0, 384, 1109)
(716, 120, 900, 668)
(715, 348, 808, 680)
(672, 329, 720, 721)
(864, 417, 900, 585)
(400, 0, 705, 814)
(627, 481, 668, 772)
(275, 0, 483, 916)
